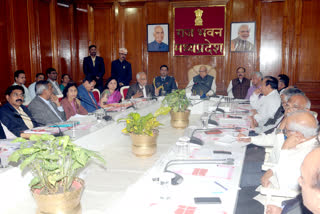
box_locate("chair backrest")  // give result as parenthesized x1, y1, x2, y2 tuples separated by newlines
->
(187, 64, 217, 82)
(120, 86, 130, 101)
(92, 89, 100, 103)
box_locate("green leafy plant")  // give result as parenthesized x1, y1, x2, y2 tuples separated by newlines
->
(162, 89, 190, 112)
(8, 134, 105, 194)
(118, 106, 171, 136)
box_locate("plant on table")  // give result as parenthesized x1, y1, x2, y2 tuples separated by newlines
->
(162, 89, 190, 112)
(8, 134, 105, 194)
(118, 106, 171, 136)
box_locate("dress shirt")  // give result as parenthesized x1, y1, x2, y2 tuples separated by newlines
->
(39, 96, 64, 122)
(252, 90, 281, 133)
(245, 85, 260, 100)
(91, 56, 96, 67)
(48, 79, 62, 96)
(271, 137, 318, 192)
(185, 77, 217, 96)
(13, 83, 32, 105)
(28, 82, 37, 100)
(16, 107, 33, 129)
(139, 84, 147, 98)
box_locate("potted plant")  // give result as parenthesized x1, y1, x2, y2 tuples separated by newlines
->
(118, 107, 171, 157)
(162, 89, 191, 128)
(8, 134, 105, 214)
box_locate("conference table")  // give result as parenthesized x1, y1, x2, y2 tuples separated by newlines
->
(0, 98, 251, 214)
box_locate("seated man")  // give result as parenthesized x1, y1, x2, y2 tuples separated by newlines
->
(258, 111, 318, 203)
(250, 76, 281, 134)
(153, 65, 177, 96)
(245, 71, 263, 100)
(28, 73, 45, 100)
(266, 147, 320, 214)
(28, 80, 66, 125)
(46, 68, 63, 96)
(126, 72, 154, 99)
(77, 76, 100, 113)
(227, 67, 251, 99)
(0, 85, 37, 137)
(278, 74, 290, 95)
(185, 65, 216, 97)
(12, 70, 32, 105)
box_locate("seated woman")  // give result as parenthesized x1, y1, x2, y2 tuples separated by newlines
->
(60, 74, 71, 92)
(100, 78, 122, 108)
(61, 83, 88, 120)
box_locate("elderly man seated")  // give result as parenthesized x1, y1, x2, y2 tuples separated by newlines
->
(185, 65, 216, 97)
(266, 147, 320, 214)
(28, 80, 66, 126)
(250, 76, 281, 134)
(0, 85, 38, 137)
(126, 72, 154, 99)
(245, 71, 263, 100)
(257, 110, 318, 205)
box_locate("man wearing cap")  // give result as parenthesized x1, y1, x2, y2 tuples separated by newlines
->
(111, 48, 132, 87)
(83, 45, 105, 92)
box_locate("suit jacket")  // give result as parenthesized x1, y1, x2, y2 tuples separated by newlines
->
(111, 59, 132, 86)
(125, 83, 154, 99)
(281, 194, 312, 214)
(83, 56, 105, 78)
(154, 76, 177, 95)
(60, 98, 88, 120)
(77, 84, 100, 113)
(28, 96, 66, 126)
(0, 103, 37, 137)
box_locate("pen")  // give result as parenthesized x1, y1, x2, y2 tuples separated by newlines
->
(214, 181, 228, 191)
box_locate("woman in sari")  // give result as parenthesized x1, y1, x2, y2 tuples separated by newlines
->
(61, 83, 88, 120)
(100, 78, 122, 108)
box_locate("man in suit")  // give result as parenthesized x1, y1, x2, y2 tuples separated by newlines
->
(111, 48, 132, 87)
(153, 65, 177, 96)
(265, 147, 320, 214)
(0, 85, 38, 137)
(46, 68, 63, 96)
(83, 45, 105, 92)
(77, 76, 100, 113)
(148, 25, 169, 52)
(28, 80, 66, 126)
(126, 72, 154, 99)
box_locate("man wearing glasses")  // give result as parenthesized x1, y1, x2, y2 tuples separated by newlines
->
(111, 48, 132, 88)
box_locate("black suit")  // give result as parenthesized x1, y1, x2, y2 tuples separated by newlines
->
(0, 103, 38, 137)
(281, 194, 312, 214)
(125, 83, 154, 99)
(83, 56, 105, 92)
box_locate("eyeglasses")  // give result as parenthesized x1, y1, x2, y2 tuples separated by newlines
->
(282, 129, 296, 136)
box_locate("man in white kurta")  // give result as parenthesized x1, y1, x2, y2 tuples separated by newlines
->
(250, 76, 281, 134)
(256, 110, 319, 206)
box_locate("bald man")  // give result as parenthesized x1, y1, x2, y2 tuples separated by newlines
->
(231, 24, 254, 51)
(148, 25, 169, 52)
(266, 147, 320, 214)
(257, 111, 318, 205)
(185, 65, 216, 97)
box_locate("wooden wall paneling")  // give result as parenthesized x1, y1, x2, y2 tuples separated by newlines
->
(74, 3, 88, 84)
(56, 2, 72, 79)
(91, 3, 114, 83)
(11, 0, 32, 84)
(224, 0, 233, 94)
(259, 1, 284, 77)
(38, 0, 53, 74)
(7, 0, 17, 78)
(69, 4, 77, 81)
(229, 0, 257, 90)
(0, 0, 11, 102)
(118, 2, 146, 84)
(50, 0, 59, 71)
(145, 1, 170, 84)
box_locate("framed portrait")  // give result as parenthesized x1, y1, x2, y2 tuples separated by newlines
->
(147, 23, 169, 52)
(230, 22, 255, 52)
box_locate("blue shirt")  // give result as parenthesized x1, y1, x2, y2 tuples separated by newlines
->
(148, 40, 169, 52)
(77, 85, 100, 113)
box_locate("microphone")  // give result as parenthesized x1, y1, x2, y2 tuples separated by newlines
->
(189, 128, 208, 145)
(77, 96, 100, 110)
(78, 96, 112, 122)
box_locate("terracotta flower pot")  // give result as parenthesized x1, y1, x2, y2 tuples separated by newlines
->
(170, 110, 190, 129)
(32, 178, 84, 214)
(130, 131, 158, 158)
